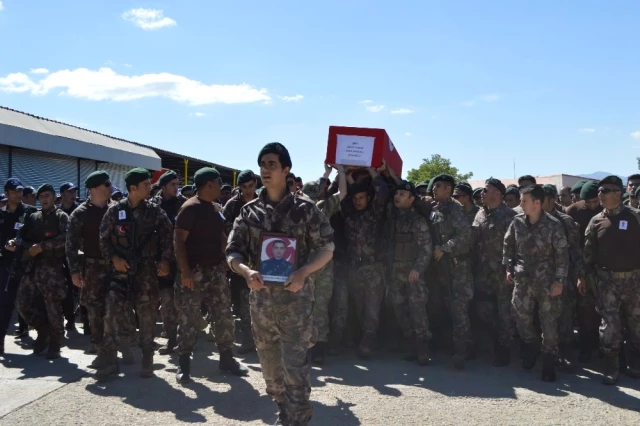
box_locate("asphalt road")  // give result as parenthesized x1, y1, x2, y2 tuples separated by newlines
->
(1, 324, 639, 425)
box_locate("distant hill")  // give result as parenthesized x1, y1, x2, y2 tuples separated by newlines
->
(580, 171, 627, 185)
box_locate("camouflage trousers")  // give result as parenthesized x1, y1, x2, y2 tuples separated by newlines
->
(389, 261, 430, 341)
(175, 263, 234, 355)
(512, 281, 561, 355)
(330, 259, 349, 333)
(16, 260, 67, 340)
(441, 258, 474, 353)
(102, 261, 159, 355)
(558, 274, 577, 346)
(474, 271, 515, 347)
(595, 269, 640, 358)
(159, 283, 178, 337)
(348, 262, 386, 334)
(230, 272, 251, 327)
(312, 259, 333, 342)
(251, 288, 315, 423)
(576, 277, 600, 351)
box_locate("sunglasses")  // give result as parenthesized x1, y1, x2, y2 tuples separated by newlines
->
(598, 188, 620, 194)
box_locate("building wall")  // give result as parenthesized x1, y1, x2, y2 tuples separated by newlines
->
(468, 174, 596, 190)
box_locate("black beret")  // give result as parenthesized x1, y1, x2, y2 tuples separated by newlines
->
(396, 180, 417, 196)
(348, 182, 369, 196)
(23, 186, 35, 195)
(85, 171, 110, 189)
(221, 184, 232, 191)
(580, 181, 599, 200)
(258, 142, 292, 169)
(124, 168, 151, 187)
(598, 175, 623, 189)
(36, 184, 56, 197)
(415, 181, 429, 190)
(505, 186, 520, 196)
(432, 174, 456, 186)
(454, 182, 473, 196)
(473, 188, 483, 198)
(485, 177, 506, 194)
(194, 167, 220, 186)
(158, 170, 178, 186)
(181, 185, 193, 193)
(542, 184, 558, 197)
(237, 169, 255, 185)
(570, 180, 588, 194)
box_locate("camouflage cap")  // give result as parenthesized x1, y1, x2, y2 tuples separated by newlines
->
(598, 175, 623, 189)
(302, 179, 323, 200)
(580, 181, 599, 200)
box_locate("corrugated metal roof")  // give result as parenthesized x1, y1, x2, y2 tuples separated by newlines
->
(0, 106, 162, 169)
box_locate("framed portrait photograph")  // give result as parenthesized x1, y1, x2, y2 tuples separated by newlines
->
(258, 233, 298, 285)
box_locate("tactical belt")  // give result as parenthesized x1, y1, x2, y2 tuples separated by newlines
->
(85, 257, 109, 266)
(598, 267, 638, 279)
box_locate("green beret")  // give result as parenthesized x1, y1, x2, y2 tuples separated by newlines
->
(181, 185, 193, 193)
(395, 180, 417, 196)
(194, 167, 220, 186)
(36, 184, 55, 197)
(415, 181, 429, 190)
(580, 181, 599, 200)
(237, 169, 256, 185)
(454, 182, 473, 196)
(542, 184, 557, 197)
(623, 192, 630, 201)
(124, 168, 151, 187)
(473, 188, 483, 198)
(85, 170, 110, 189)
(635, 186, 640, 199)
(485, 177, 506, 194)
(158, 170, 178, 187)
(426, 177, 436, 196)
(432, 174, 456, 186)
(302, 179, 323, 200)
(570, 180, 588, 194)
(505, 186, 520, 196)
(598, 175, 623, 189)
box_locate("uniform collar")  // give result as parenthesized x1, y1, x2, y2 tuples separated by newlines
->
(603, 203, 624, 216)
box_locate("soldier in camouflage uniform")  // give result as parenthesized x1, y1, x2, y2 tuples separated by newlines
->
(429, 174, 474, 369)
(623, 174, 640, 208)
(453, 182, 480, 224)
(385, 180, 432, 365)
(472, 178, 516, 366)
(152, 170, 187, 355)
(503, 185, 521, 209)
(97, 168, 174, 381)
(583, 175, 640, 385)
(222, 169, 258, 354)
(301, 164, 346, 365)
(542, 184, 585, 371)
(174, 168, 248, 383)
(14, 184, 69, 359)
(227, 143, 334, 426)
(503, 185, 569, 382)
(342, 166, 389, 359)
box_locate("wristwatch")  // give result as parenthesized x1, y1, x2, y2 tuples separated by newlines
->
(557, 278, 565, 284)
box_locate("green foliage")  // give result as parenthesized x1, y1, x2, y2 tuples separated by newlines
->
(406, 154, 473, 184)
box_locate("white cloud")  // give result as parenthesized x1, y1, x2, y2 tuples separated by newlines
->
(631, 131, 640, 140)
(462, 100, 476, 107)
(123, 64, 132, 68)
(29, 68, 49, 75)
(480, 93, 500, 102)
(189, 112, 206, 117)
(280, 94, 303, 102)
(360, 100, 373, 104)
(365, 105, 385, 112)
(391, 108, 413, 114)
(579, 128, 596, 133)
(122, 8, 176, 30)
(405, 132, 413, 136)
(0, 67, 271, 105)
(0, 1, 4, 12)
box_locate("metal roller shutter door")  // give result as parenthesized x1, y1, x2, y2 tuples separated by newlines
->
(12, 148, 77, 192)
(99, 163, 130, 194)
(78, 159, 97, 199)
(0, 144, 9, 181)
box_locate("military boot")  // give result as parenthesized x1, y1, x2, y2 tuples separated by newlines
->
(219, 348, 249, 376)
(158, 334, 177, 355)
(237, 325, 256, 354)
(176, 354, 191, 384)
(95, 353, 119, 382)
(358, 332, 376, 359)
(521, 343, 539, 371)
(46, 335, 62, 360)
(86, 343, 97, 354)
(326, 329, 343, 356)
(88, 353, 108, 369)
(452, 341, 467, 370)
(541, 354, 557, 382)
(416, 339, 430, 366)
(311, 342, 327, 365)
(602, 354, 619, 385)
(140, 349, 155, 378)
(0, 336, 5, 355)
(403, 338, 417, 362)
(32, 328, 49, 356)
(119, 343, 135, 365)
(493, 341, 511, 367)
(274, 402, 288, 426)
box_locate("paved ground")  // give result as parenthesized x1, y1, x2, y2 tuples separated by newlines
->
(1, 325, 639, 425)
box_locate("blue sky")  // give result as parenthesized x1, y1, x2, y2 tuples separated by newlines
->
(1, 0, 640, 182)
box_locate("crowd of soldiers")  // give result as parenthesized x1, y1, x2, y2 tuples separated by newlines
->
(1, 143, 640, 426)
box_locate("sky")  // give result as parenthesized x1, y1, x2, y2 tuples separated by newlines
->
(1, 0, 640, 181)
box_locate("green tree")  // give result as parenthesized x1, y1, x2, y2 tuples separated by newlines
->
(406, 154, 473, 184)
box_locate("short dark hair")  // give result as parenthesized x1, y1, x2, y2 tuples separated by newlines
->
(520, 184, 545, 203)
(273, 239, 286, 248)
(627, 174, 640, 181)
(287, 173, 296, 180)
(518, 175, 536, 185)
(258, 142, 292, 170)
(295, 177, 302, 183)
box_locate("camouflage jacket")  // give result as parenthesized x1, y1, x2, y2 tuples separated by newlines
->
(343, 175, 389, 262)
(20, 207, 69, 260)
(385, 206, 432, 272)
(66, 199, 115, 274)
(222, 192, 258, 236)
(99, 198, 174, 264)
(472, 203, 516, 291)
(465, 204, 480, 225)
(502, 212, 569, 288)
(317, 193, 341, 219)
(430, 198, 472, 258)
(226, 188, 335, 301)
(152, 194, 187, 227)
(549, 208, 585, 280)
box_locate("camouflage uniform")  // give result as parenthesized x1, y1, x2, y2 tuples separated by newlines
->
(430, 199, 474, 358)
(16, 208, 69, 347)
(386, 205, 432, 342)
(226, 190, 334, 424)
(99, 199, 173, 371)
(343, 176, 389, 344)
(472, 204, 517, 349)
(503, 212, 569, 356)
(465, 204, 480, 225)
(152, 193, 187, 344)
